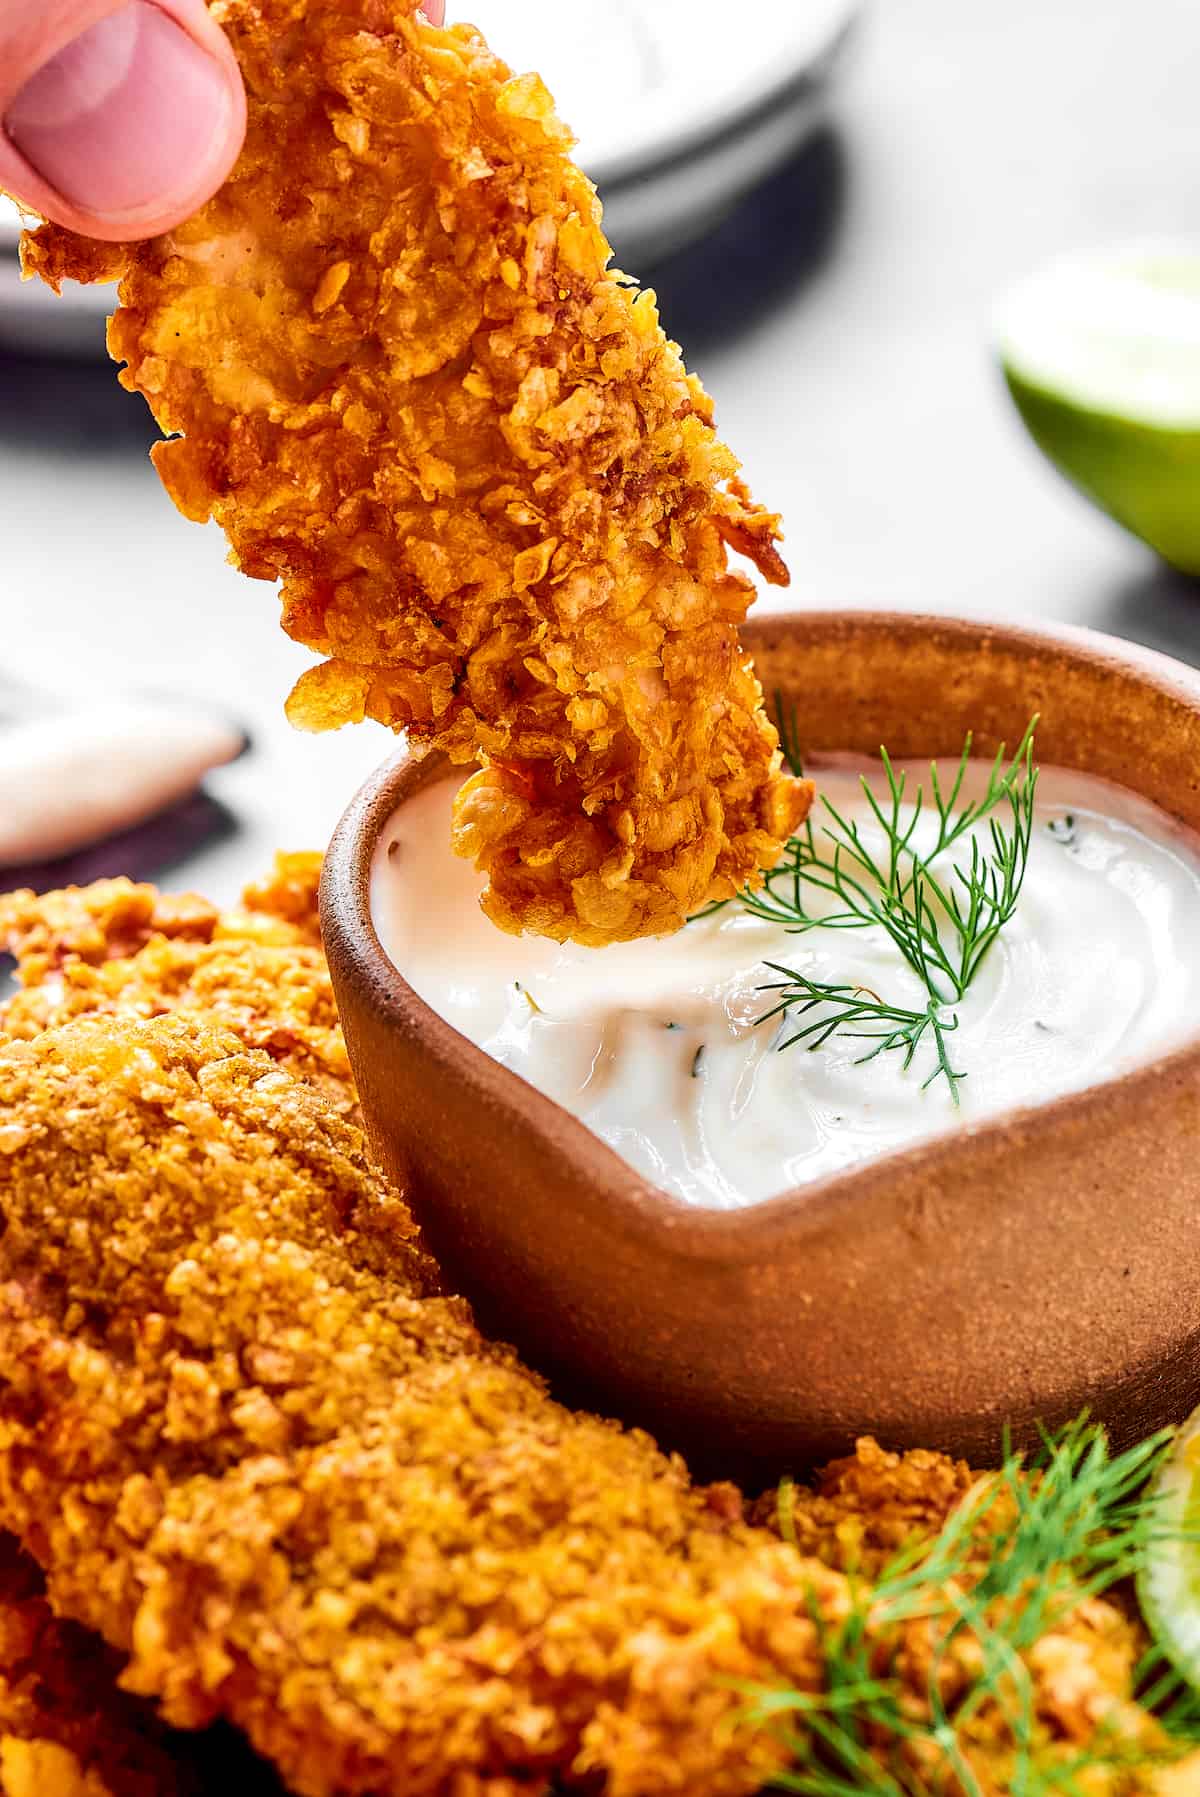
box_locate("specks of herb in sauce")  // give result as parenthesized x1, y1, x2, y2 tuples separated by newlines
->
(1047, 813, 1077, 846)
(372, 760, 1200, 1208)
(664, 1021, 680, 1031)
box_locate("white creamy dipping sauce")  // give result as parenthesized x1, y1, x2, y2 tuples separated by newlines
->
(370, 760, 1200, 1208)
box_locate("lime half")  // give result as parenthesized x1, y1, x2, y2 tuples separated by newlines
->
(998, 248, 1200, 574)
(1138, 1408, 1200, 1687)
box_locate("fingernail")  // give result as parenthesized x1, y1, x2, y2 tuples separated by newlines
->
(5, 2, 232, 222)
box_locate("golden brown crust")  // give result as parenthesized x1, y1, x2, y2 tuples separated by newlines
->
(0, 857, 355, 1120)
(239, 851, 325, 944)
(0, 1013, 835, 1796)
(0, 880, 220, 985)
(0, 1534, 282, 1797)
(20, 0, 810, 943)
(0, 873, 1179, 1796)
(757, 1435, 977, 1579)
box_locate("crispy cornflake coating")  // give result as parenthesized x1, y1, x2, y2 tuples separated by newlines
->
(0, 854, 357, 1121)
(0, 877, 1187, 1794)
(0, 972, 1180, 1795)
(754, 1434, 977, 1579)
(0, 1013, 843, 1797)
(0, 1535, 281, 1797)
(21, 0, 811, 945)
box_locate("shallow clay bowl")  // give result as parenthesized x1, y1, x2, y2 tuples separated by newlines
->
(322, 611, 1200, 1481)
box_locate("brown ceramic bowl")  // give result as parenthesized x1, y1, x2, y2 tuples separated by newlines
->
(322, 611, 1200, 1481)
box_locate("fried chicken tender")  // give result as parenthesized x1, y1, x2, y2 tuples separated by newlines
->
(0, 1535, 201, 1797)
(0, 1000, 1181, 1797)
(0, 1535, 282, 1797)
(0, 854, 356, 1120)
(21, 0, 811, 945)
(0, 1013, 843, 1797)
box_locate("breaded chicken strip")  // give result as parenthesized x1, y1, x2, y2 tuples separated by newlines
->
(0, 1014, 842, 1797)
(0, 1535, 200, 1797)
(21, 0, 811, 945)
(0, 854, 357, 1120)
(0, 1010, 1178, 1797)
(0, 1536, 282, 1797)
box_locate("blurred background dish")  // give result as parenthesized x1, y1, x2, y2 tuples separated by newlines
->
(4, 0, 1200, 909)
(0, 195, 107, 358)
(0, 683, 247, 879)
(0, 0, 860, 356)
(469, 0, 860, 263)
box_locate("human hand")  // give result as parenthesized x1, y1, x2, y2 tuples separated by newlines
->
(0, 0, 444, 245)
(0, 1, 245, 240)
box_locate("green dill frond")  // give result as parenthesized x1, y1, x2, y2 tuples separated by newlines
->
(1133, 1643, 1200, 1746)
(689, 723, 1042, 1096)
(779, 722, 1039, 1001)
(745, 1417, 1200, 1797)
(756, 966, 967, 1104)
(745, 723, 1038, 1098)
(925, 717, 1039, 860)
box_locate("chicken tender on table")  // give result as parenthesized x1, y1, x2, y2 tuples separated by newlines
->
(21, 0, 811, 945)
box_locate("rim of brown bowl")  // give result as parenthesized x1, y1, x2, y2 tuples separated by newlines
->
(321, 610, 1200, 1482)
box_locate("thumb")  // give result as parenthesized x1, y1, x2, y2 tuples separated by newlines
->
(0, 0, 245, 242)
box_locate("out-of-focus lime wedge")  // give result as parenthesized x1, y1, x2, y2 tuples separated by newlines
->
(998, 249, 1200, 574)
(1138, 1407, 1200, 1688)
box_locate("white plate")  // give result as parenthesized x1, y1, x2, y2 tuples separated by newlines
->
(468, 0, 857, 183)
(0, 0, 858, 355)
(0, 194, 112, 357)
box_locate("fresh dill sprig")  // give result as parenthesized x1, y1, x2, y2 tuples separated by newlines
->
(741, 1418, 1200, 1797)
(690, 723, 1039, 1097)
(746, 720, 1038, 981)
(755, 965, 965, 1103)
(729, 721, 1039, 1101)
